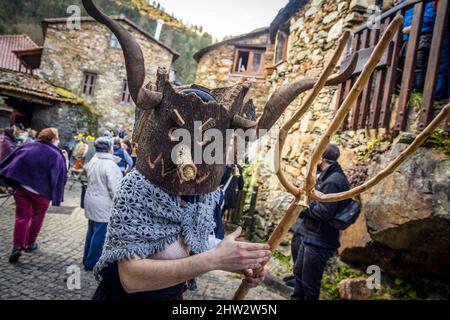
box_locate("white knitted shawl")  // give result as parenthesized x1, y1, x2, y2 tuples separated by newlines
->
(94, 169, 221, 282)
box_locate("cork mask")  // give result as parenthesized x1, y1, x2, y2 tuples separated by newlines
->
(82, 0, 354, 195)
(133, 70, 255, 195)
(82, 0, 257, 195)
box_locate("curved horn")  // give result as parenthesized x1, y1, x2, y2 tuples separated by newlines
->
(231, 114, 257, 129)
(82, 0, 162, 108)
(256, 51, 358, 132)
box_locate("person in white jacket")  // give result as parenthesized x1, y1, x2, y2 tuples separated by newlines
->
(82, 137, 123, 271)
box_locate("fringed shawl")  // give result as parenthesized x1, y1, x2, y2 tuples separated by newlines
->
(94, 169, 221, 282)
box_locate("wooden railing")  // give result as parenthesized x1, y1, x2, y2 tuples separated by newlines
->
(222, 185, 259, 234)
(335, 0, 449, 132)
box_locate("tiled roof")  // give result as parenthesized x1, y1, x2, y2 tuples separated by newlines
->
(0, 67, 84, 105)
(193, 27, 270, 62)
(0, 35, 40, 72)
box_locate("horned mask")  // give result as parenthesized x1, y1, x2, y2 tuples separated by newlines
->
(82, 0, 355, 196)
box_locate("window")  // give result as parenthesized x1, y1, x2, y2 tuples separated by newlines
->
(274, 31, 288, 64)
(82, 72, 97, 96)
(232, 48, 265, 76)
(110, 33, 121, 49)
(121, 80, 131, 103)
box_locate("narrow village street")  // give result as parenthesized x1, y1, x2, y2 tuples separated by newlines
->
(0, 0, 449, 306)
(0, 182, 285, 300)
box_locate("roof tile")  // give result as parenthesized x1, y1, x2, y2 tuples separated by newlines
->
(0, 34, 39, 72)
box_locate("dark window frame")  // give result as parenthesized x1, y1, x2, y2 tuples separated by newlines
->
(81, 72, 97, 97)
(121, 80, 131, 103)
(274, 31, 289, 65)
(232, 47, 266, 76)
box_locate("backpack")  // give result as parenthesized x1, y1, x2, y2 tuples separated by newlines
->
(328, 199, 361, 230)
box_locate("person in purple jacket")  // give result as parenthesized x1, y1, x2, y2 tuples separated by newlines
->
(0, 128, 67, 263)
(0, 127, 17, 162)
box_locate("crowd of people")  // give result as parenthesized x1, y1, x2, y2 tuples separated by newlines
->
(0, 125, 241, 275)
(0, 124, 139, 264)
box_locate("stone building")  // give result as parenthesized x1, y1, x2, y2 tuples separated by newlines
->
(0, 34, 96, 144)
(40, 15, 179, 133)
(245, 0, 449, 283)
(194, 28, 274, 113)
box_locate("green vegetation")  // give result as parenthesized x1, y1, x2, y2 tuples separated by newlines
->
(356, 137, 380, 162)
(0, 0, 213, 84)
(389, 278, 419, 299)
(384, 274, 432, 300)
(77, 103, 100, 137)
(409, 90, 423, 112)
(273, 250, 293, 271)
(333, 133, 345, 147)
(53, 86, 87, 105)
(425, 128, 450, 158)
(320, 264, 364, 300)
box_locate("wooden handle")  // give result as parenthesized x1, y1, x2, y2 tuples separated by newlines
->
(233, 198, 303, 300)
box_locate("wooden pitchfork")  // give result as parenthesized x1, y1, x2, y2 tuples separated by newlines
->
(233, 15, 450, 300)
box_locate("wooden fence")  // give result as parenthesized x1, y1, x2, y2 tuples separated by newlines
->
(335, 0, 449, 132)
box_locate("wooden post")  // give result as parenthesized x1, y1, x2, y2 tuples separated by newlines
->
(379, 13, 403, 128)
(394, 2, 424, 132)
(418, 0, 449, 130)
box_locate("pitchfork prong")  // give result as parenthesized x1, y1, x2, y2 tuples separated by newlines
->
(310, 102, 450, 202)
(275, 30, 351, 196)
(304, 15, 404, 198)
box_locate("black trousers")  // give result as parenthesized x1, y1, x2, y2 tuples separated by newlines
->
(292, 239, 335, 300)
(291, 233, 302, 265)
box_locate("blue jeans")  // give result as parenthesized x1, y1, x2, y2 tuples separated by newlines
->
(435, 31, 450, 101)
(83, 220, 108, 270)
(292, 239, 335, 300)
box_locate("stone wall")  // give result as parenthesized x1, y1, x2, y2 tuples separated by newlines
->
(254, 0, 367, 239)
(339, 144, 450, 282)
(195, 32, 273, 115)
(39, 20, 175, 135)
(251, 0, 450, 283)
(31, 103, 98, 148)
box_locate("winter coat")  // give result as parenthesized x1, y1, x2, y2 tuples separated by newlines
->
(292, 162, 350, 249)
(0, 134, 17, 162)
(0, 140, 67, 205)
(84, 152, 123, 223)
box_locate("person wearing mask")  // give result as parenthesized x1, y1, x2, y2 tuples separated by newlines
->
(24, 129, 37, 144)
(0, 128, 67, 263)
(83, 137, 123, 271)
(291, 144, 350, 300)
(0, 127, 17, 162)
(113, 138, 133, 176)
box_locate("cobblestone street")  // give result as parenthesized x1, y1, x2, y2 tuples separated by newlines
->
(0, 182, 285, 300)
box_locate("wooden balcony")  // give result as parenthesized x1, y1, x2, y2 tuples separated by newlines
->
(335, 0, 449, 133)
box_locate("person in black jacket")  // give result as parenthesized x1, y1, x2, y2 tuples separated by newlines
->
(291, 143, 350, 300)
